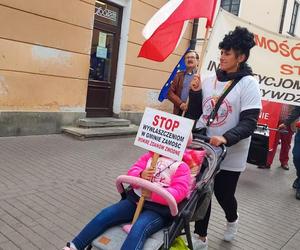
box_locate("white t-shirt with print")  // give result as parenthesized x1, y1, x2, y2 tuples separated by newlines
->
(196, 74, 262, 172)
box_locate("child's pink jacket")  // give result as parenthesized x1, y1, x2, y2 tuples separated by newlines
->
(127, 152, 191, 206)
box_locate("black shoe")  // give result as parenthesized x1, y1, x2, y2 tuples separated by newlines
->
(280, 164, 289, 170)
(296, 190, 300, 200)
(257, 164, 271, 169)
(293, 178, 299, 189)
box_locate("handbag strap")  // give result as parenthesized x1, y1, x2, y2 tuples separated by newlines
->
(206, 77, 242, 127)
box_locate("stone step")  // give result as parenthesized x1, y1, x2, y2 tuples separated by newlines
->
(78, 117, 131, 128)
(62, 125, 138, 139)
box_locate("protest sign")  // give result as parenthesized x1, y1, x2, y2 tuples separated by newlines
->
(258, 100, 282, 150)
(202, 9, 300, 107)
(134, 108, 194, 161)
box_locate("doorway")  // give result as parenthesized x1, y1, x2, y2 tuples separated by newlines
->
(86, 1, 123, 117)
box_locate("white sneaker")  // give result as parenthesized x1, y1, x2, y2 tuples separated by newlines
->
(224, 216, 239, 242)
(62, 242, 77, 250)
(192, 235, 208, 250)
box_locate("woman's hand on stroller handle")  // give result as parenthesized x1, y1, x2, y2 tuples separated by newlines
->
(193, 133, 227, 147)
(209, 136, 227, 147)
(192, 133, 227, 160)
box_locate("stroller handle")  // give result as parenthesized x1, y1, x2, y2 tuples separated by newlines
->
(193, 133, 210, 143)
(256, 123, 289, 134)
(116, 175, 178, 216)
(192, 133, 227, 159)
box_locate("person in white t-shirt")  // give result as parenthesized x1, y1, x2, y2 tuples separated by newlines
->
(192, 27, 262, 250)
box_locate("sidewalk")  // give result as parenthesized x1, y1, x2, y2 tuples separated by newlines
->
(0, 134, 299, 250)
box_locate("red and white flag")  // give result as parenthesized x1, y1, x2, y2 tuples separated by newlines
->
(138, 0, 217, 62)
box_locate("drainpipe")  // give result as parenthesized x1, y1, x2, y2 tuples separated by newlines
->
(279, 0, 288, 34)
(190, 18, 199, 50)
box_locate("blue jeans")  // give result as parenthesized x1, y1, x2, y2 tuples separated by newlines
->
(72, 199, 167, 250)
(293, 131, 300, 189)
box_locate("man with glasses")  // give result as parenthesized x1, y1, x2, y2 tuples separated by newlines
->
(168, 50, 199, 116)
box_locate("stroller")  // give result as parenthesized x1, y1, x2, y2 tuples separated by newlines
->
(87, 135, 226, 250)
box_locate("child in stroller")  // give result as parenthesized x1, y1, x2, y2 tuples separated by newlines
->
(63, 137, 206, 250)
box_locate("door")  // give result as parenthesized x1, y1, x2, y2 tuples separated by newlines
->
(86, 1, 122, 117)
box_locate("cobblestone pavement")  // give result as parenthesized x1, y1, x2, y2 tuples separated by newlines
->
(0, 134, 299, 250)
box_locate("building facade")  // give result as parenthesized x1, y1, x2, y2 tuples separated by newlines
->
(219, 0, 300, 36)
(0, 0, 299, 136)
(0, 0, 192, 136)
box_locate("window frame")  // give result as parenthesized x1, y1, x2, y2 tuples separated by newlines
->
(220, 0, 241, 16)
(289, 1, 299, 36)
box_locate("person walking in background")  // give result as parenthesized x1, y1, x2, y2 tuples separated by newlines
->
(279, 106, 300, 200)
(168, 50, 199, 116)
(258, 104, 295, 170)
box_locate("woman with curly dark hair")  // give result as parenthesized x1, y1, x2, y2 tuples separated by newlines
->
(192, 27, 262, 249)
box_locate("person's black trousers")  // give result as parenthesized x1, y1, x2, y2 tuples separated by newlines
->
(195, 170, 241, 237)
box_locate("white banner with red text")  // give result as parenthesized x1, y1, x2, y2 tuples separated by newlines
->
(134, 108, 194, 161)
(258, 100, 282, 150)
(202, 9, 300, 107)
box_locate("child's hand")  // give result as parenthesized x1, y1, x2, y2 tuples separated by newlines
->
(142, 189, 152, 198)
(141, 168, 155, 180)
(190, 75, 201, 91)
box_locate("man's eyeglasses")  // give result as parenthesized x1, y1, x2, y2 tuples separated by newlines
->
(185, 56, 197, 60)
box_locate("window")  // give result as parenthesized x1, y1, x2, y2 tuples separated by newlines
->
(289, 1, 299, 36)
(221, 0, 241, 16)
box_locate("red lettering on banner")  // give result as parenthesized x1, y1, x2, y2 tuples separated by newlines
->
(159, 116, 167, 127)
(259, 112, 270, 120)
(165, 119, 172, 130)
(152, 115, 159, 126)
(150, 141, 165, 150)
(279, 41, 290, 57)
(295, 65, 300, 75)
(254, 34, 300, 62)
(152, 115, 180, 131)
(291, 43, 300, 61)
(267, 39, 279, 53)
(258, 101, 282, 151)
(173, 121, 180, 131)
(138, 137, 150, 145)
(255, 34, 267, 49)
(165, 146, 180, 156)
(280, 64, 300, 75)
(280, 64, 293, 75)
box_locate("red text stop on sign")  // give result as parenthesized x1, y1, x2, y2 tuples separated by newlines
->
(152, 115, 180, 132)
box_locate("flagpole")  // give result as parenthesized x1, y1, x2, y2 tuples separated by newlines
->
(132, 27, 211, 223)
(182, 27, 210, 117)
(197, 27, 210, 74)
(129, 28, 212, 224)
(131, 153, 159, 224)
